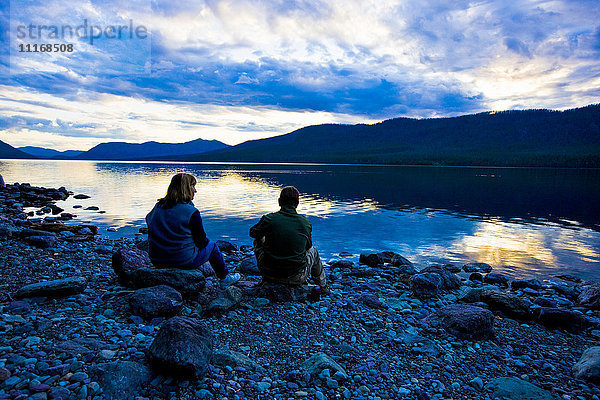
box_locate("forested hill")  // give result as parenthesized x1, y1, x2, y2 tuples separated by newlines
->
(185, 104, 600, 167)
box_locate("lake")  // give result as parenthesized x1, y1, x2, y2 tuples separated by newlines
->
(1, 159, 599, 280)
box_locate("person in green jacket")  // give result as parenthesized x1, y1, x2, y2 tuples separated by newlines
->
(249, 186, 328, 293)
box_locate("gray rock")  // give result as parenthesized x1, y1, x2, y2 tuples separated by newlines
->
(55, 337, 110, 356)
(573, 346, 600, 382)
(129, 285, 183, 319)
(133, 268, 206, 296)
(484, 272, 510, 287)
(409, 273, 443, 298)
(240, 256, 260, 275)
(89, 361, 153, 400)
(215, 240, 238, 253)
(112, 248, 152, 286)
(463, 262, 493, 273)
(301, 352, 348, 380)
(253, 283, 310, 302)
(511, 279, 542, 290)
(20, 228, 56, 238)
(444, 264, 461, 273)
(148, 317, 213, 377)
(481, 290, 533, 320)
(427, 304, 495, 340)
(421, 265, 462, 290)
(206, 286, 243, 315)
(25, 235, 56, 248)
(358, 293, 386, 310)
(534, 307, 592, 333)
(484, 377, 559, 399)
(212, 349, 264, 372)
(16, 277, 87, 299)
(578, 285, 600, 309)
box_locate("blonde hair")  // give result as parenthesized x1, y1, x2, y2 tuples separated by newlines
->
(158, 173, 197, 208)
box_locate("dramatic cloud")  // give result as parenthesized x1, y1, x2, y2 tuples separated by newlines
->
(1, 0, 599, 150)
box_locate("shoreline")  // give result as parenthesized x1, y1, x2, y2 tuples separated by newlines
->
(1, 183, 600, 399)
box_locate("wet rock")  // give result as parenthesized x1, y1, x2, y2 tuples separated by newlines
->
(421, 265, 462, 290)
(358, 293, 386, 310)
(206, 286, 243, 315)
(534, 307, 592, 333)
(329, 260, 354, 269)
(427, 304, 495, 340)
(463, 263, 492, 273)
(533, 297, 558, 308)
(16, 277, 87, 299)
(112, 248, 152, 286)
(239, 256, 260, 275)
(484, 272, 510, 287)
(129, 285, 183, 319)
(410, 273, 443, 298)
(212, 349, 264, 372)
(301, 352, 348, 380)
(484, 377, 559, 400)
(132, 268, 206, 296)
(73, 194, 90, 199)
(469, 272, 483, 282)
(481, 290, 533, 320)
(85, 206, 99, 210)
(359, 253, 384, 267)
(577, 284, 600, 309)
(253, 283, 310, 302)
(24, 235, 56, 248)
(215, 240, 238, 253)
(511, 278, 542, 290)
(89, 361, 153, 400)
(391, 254, 415, 271)
(148, 317, 213, 377)
(573, 346, 600, 382)
(444, 264, 461, 273)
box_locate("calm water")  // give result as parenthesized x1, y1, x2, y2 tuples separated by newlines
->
(1, 159, 599, 280)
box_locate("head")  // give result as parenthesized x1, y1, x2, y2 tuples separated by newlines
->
(278, 186, 300, 208)
(158, 173, 197, 208)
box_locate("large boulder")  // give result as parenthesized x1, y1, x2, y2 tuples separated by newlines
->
(427, 304, 495, 340)
(484, 377, 559, 400)
(24, 235, 56, 248)
(301, 352, 348, 380)
(253, 283, 310, 302)
(148, 317, 213, 377)
(409, 273, 443, 298)
(359, 253, 384, 267)
(16, 277, 87, 299)
(239, 256, 260, 275)
(481, 290, 533, 320)
(463, 262, 493, 273)
(215, 240, 239, 253)
(484, 272, 510, 287)
(421, 265, 462, 290)
(205, 286, 243, 315)
(129, 285, 183, 319)
(89, 361, 153, 400)
(112, 248, 152, 286)
(534, 307, 592, 333)
(573, 347, 600, 382)
(511, 278, 542, 290)
(133, 268, 206, 296)
(577, 285, 600, 309)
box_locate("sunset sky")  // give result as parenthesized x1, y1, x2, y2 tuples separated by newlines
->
(1, 0, 599, 151)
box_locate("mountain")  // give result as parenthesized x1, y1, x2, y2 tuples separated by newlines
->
(0, 140, 34, 159)
(76, 138, 229, 160)
(181, 104, 600, 167)
(18, 146, 83, 158)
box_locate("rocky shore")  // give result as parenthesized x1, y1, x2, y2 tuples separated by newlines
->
(1, 182, 600, 400)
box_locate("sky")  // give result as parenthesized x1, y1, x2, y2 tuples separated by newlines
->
(0, 0, 599, 151)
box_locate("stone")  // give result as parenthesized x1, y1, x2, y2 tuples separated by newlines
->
(444, 264, 461, 273)
(421, 265, 462, 290)
(239, 256, 260, 275)
(253, 283, 310, 302)
(511, 279, 542, 290)
(481, 290, 533, 320)
(358, 293, 386, 310)
(301, 353, 348, 380)
(484, 377, 559, 400)
(16, 277, 87, 299)
(534, 307, 592, 333)
(391, 254, 416, 273)
(148, 317, 213, 377)
(215, 240, 238, 253)
(409, 273, 443, 298)
(20, 228, 56, 238)
(469, 272, 483, 282)
(25, 235, 56, 248)
(463, 262, 493, 273)
(112, 248, 152, 285)
(484, 272, 510, 287)
(533, 297, 558, 308)
(48, 387, 71, 399)
(132, 268, 206, 296)
(135, 239, 149, 252)
(55, 338, 110, 356)
(73, 194, 90, 199)
(206, 286, 243, 315)
(359, 253, 384, 267)
(212, 349, 264, 372)
(328, 260, 354, 269)
(578, 285, 600, 309)
(89, 361, 153, 400)
(427, 304, 495, 340)
(129, 285, 183, 319)
(573, 346, 600, 382)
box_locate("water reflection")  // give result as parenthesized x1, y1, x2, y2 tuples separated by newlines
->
(1, 159, 599, 280)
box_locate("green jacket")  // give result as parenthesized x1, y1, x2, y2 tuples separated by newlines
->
(249, 205, 312, 278)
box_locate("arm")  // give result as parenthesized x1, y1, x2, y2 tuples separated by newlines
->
(249, 216, 268, 239)
(190, 210, 209, 249)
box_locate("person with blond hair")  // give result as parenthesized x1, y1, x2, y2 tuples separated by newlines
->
(250, 186, 329, 293)
(146, 173, 240, 289)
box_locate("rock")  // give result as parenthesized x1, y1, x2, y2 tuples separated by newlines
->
(73, 194, 90, 199)
(148, 317, 213, 377)
(534, 307, 592, 333)
(206, 286, 243, 315)
(409, 273, 443, 298)
(533, 297, 558, 308)
(198, 262, 216, 277)
(578, 285, 600, 309)
(239, 256, 260, 275)
(24, 235, 56, 248)
(301, 353, 348, 380)
(129, 285, 183, 319)
(133, 268, 206, 296)
(55, 338, 110, 356)
(20, 228, 56, 238)
(481, 290, 533, 320)
(391, 254, 415, 272)
(112, 248, 152, 286)
(95, 245, 113, 254)
(444, 264, 461, 273)
(16, 277, 87, 299)
(484, 272, 510, 287)
(484, 377, 559, 400)
(358, 293, 386, 309)
(48, 387, 71, 399)
(253, 283, 310, 302)
(328, 260, 354, 269)
(463, 262, 493, 273)
(469, 272, 483, 282)
(215, 240, 238, 253)
(135, 239, 149, 253)
(359, 253, 384, 267)
(573, 346, 600, 382)
(427, 304, 495, 340)
(89, 361, 153, 400)
(212, 349, 264, 372)
(511, 279, 542, 290)
(421, 265, 462, 290)
(85, 206, 99, 210)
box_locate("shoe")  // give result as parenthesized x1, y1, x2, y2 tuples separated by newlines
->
(220, 272, 241, 289)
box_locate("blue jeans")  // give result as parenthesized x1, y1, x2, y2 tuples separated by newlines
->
(186, 240, 228, 279)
